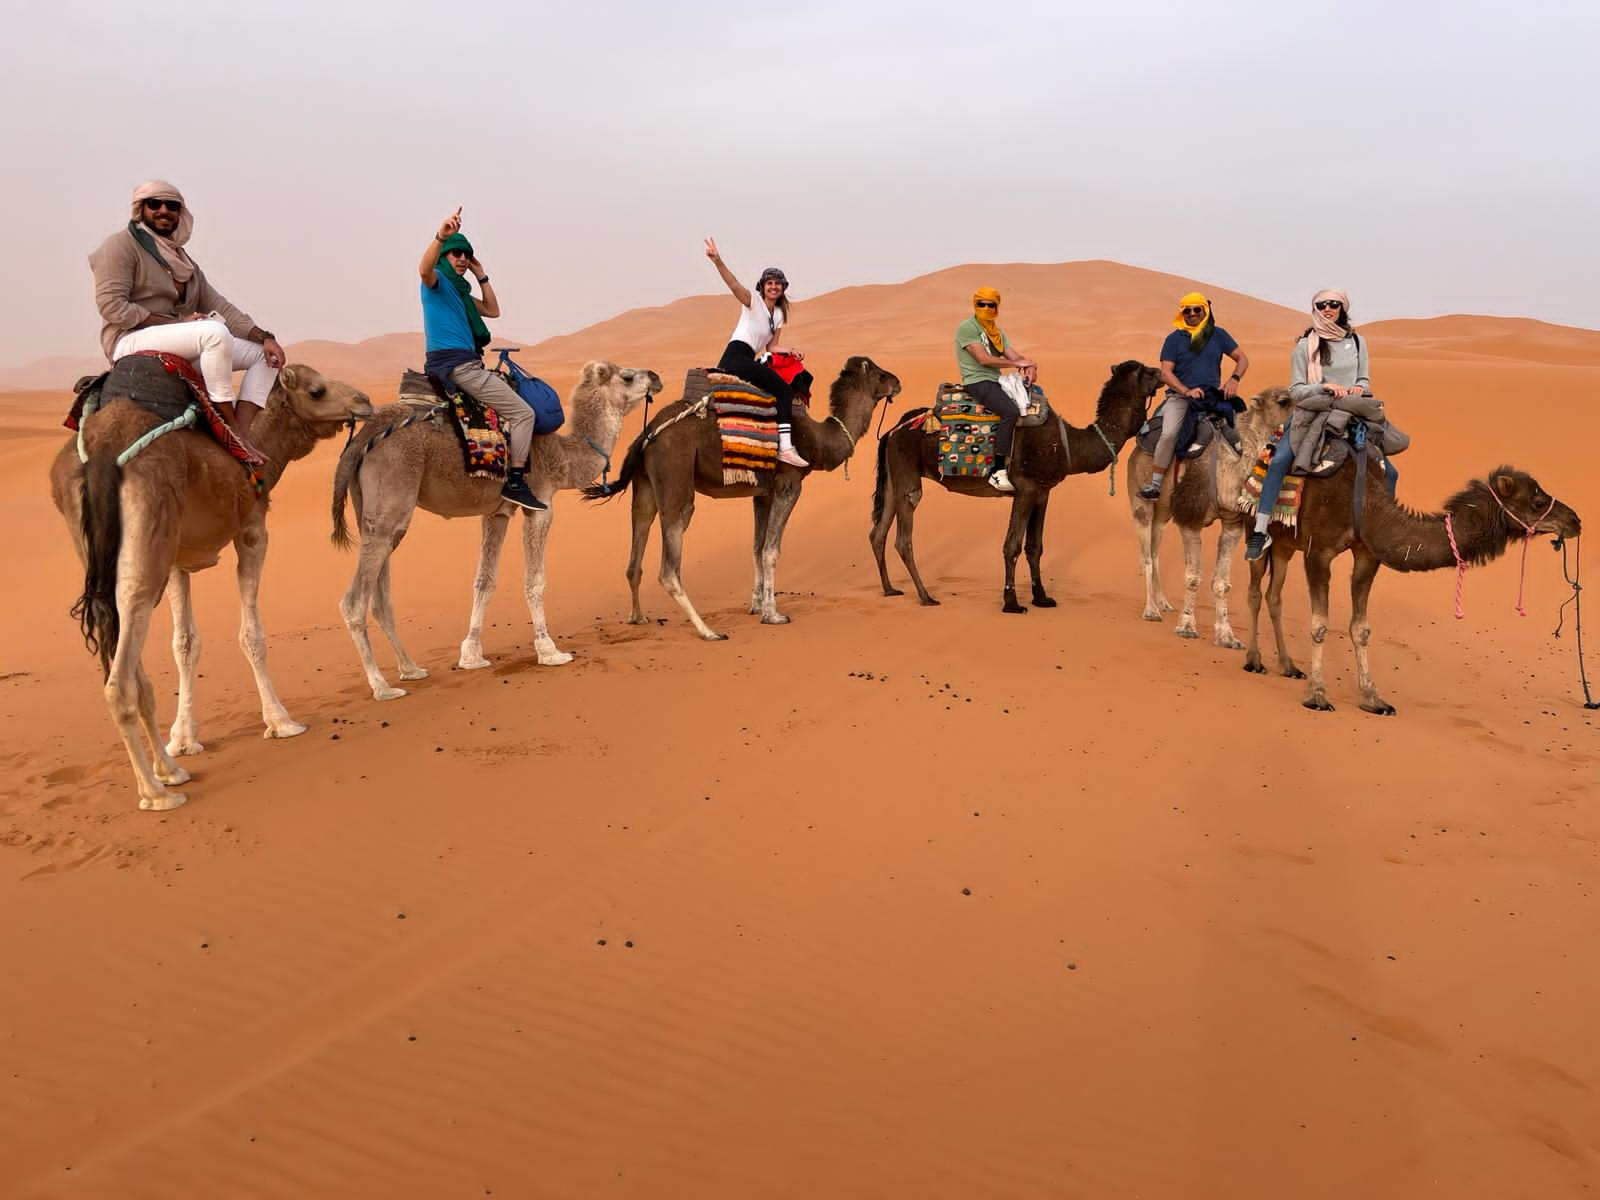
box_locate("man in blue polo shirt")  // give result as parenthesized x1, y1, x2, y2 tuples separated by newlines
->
(419, 208, 544, 510)
(1137, 291, 1250, 500)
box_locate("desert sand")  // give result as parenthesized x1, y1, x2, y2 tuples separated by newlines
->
(1, 261, 1597, 1198)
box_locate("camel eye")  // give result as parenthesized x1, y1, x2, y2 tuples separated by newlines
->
(310, 384, 326, 400)
(621, 371, 635, 383)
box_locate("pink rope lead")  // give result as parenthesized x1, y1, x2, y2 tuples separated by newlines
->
(1444, 513, 1467, 619)
(1479, 483, 1557, 618)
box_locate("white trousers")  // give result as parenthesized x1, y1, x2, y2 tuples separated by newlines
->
(112, 320, 277, 408)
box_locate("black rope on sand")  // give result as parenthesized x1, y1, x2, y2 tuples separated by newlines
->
(1551, 534, 1599, 709)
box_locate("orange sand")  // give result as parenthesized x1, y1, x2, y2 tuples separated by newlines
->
(1, 262, 1597, 1198)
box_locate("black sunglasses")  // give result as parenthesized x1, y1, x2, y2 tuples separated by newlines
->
(1314, 299, 1343, 311)
(143, 198, 183, 213)
(974, 300, 998, 309)
(444, 248, 472, 256)
(1181, 306, 1207, 316)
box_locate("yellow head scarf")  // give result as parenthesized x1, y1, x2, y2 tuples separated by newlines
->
(973, 287, 1004, 353)
(1171, 292, 1214, 350)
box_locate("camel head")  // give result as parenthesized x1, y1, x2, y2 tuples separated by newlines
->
(1245, 385, 1294, 432)
(1097, 361, 1164, 434)
(275, 364, 375, 431)
(577, 361, 663, 419)
(830, 356, 902, 411)
(1482, 467, 1581, 539)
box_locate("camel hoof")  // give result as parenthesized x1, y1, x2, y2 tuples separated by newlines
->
(374, 686, 408, 701)
(700, 631, 729, 642)
(537, 650, 576, 666)
(1216, 636, 1244, 651)
(918, 597, 941, 607)
(1158, 599, 1176, 614)
(1032, 595, 1058, 609)
(1142, 610, 1164, 622)
(457, 655, 492, 671)
(167, 737, 205, 757)
(626, 615, 650, 626)
(882, 587, 904, 597)
(139, 790, 189, 812)
(1175, 627, 1199, 640)
(1362, 700, 1398, 716)
(154, 762, 191, 786)
(761, 612, 791, 626)
(1243, 660, 1267, 675)
(1302, 696, 1335, 712)
(399, 666, 429, 681)
(1283, 666, 1307, 680)
(264, 721, 307, 740)
(1002, 601, 1028, 614)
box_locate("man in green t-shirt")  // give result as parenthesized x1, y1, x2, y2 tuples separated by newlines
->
(955, 286, 1036, 492)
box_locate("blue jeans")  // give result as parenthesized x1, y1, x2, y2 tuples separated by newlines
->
(1257, 416, 1399, 529)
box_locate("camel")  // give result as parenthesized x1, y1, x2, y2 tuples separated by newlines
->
(583, 356, 902, 640)
(1244, 463, 1580, 713)
(870, 360, 1164, 610)
(50, 364, 375, 810)
(330, 361, 662, 699)
(1125, 386, 1295, 646)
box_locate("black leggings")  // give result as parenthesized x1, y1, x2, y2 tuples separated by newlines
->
(717, 340, 795, 423)
(966, 379, 1019, 458)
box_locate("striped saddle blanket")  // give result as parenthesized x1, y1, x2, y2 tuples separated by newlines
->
(926, 386, 1000, 479)
(1237, 428, 1304, 527)
(685, 368, 779, 485)
(398, 369, 507, 480)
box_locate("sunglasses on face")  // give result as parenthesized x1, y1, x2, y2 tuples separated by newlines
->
(975, 301, 998, 309)
(445, 248, 471, 257)
(143, 199, 183, 213)
(1314, 300, 1343, 311)
(1181, 306, 1206, 317)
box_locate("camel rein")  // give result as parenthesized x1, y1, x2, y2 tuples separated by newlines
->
(1552, 535, 1598, 708)
(76, 392, 201, 467)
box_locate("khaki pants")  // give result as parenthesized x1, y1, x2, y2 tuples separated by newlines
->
(1151, 391, 1189, 470)
(450, 359, 534, 466)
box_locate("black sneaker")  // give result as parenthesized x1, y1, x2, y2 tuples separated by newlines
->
(1136, 480, 1163, 500)
(1244, 530, 1272, 561)
(501, 473, 548, 511)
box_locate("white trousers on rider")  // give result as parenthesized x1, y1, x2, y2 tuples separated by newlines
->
(112, 320, 277, 408)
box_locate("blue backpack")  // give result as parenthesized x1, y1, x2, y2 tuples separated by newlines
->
(491, 347, 565, 434)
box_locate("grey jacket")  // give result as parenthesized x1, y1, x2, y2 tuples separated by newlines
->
(88, 222, 261, 362)
(1289, 390, 1409, 473)
(1289, 332, 1369, 405)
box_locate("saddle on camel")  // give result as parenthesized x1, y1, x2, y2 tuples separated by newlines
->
(582, 356, 902, 641)
(52, 353, 373, 810)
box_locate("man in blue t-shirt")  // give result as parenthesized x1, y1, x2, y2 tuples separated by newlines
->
(419, 208, 544, 510)
(1137, 291, 1251, 500)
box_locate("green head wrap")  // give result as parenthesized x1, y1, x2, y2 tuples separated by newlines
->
(435, 233, 489, 349)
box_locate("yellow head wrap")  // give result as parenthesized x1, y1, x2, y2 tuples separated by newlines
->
(972, 287, 1004, 353)
(1172, 292, 1214, 350)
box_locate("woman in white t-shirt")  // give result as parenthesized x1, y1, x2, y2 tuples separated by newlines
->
(705, 236, 809, 467)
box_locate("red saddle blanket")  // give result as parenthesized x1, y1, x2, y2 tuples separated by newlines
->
(66, 351, 267, 468)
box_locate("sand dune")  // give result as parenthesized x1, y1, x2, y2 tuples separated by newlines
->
(2, 262, 1597, 1198)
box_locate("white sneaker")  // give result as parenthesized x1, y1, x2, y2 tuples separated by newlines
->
(778, 446, 809, 468)
(988, 468, 1015, 493)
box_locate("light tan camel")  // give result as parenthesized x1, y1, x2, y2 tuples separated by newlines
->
(1125, 387, 1294, 646)
(50, 365, 374, 810)
(1244, 464, 1580, 712)
(583, 357, 901, 639)
(331, 361, 662, 699)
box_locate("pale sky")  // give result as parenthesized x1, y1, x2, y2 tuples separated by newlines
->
(4, 0, 1596, 365)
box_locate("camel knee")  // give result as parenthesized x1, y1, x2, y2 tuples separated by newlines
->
(172, 628, 200, 661)
(1310, 624, 1328, 644)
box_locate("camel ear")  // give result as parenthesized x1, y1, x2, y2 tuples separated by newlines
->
(278, 364, 299, 391)
(584, 361, 614, 385)
(1492, 473, 1517, 499)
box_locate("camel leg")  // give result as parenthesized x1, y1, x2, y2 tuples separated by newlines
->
(1147, 505, 1175, 614)
(870, 465, 902, 597)
(1349, 547, 1395, 715)
(1001, 495, 1030, 614)
(166, 568, 205, 756)
(625, 479, 658, 625)
(235, 517, 305, 738)
(1174, 524, 1202, 639)
(1026, 493, 1056, 608)
(520, 506, 573, 665)
(757, 480, 803, 625)
(892, 481, 939, 606)
(1211, 520, 1245, 650)
(340, 532, 406, 701)
(1302, 546, 1336, 711)
(373, 555, 429, 682)
(749, 493, 773, 615)
(1131, 495, 1165, 621)
(1243, 556, 1268, 674)
(655, 481, 725, 641)
(133, 661, 186, 793)
(458, 512, 512, 669)
(1265, 543, 1305, 679)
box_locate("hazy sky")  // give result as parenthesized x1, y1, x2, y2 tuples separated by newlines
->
(5, 0, 1596, 365)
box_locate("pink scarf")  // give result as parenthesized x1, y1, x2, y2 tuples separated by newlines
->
(129, 180, 196, 288)
(1304, 288, 1350, 384)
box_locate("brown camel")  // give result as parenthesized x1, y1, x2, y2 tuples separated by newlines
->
(583, 356, 902, 639)
(330, 361, 662, 700)
(1244, 464, 1581, 713)
(1126, 387, 1295, 646)
(50, 365, 375, 810)
(870, 360, 1164, 610)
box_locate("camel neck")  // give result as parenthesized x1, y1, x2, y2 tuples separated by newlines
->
(1365, 485, 1514, 572)
(796, 392, 873, 472)
(250, 390, 320, 492)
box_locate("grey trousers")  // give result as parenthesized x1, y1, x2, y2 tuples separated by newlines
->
(1151, 392, 1189, 470)
(450, 359, 534, 466)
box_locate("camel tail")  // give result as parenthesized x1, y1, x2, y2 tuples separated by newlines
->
(873, 407, 927, 529)
(70, 451, 123, 681)
(330, 437, 362, 549)
(581, 426, 647, 503)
